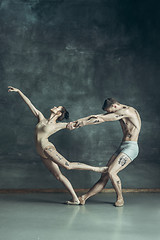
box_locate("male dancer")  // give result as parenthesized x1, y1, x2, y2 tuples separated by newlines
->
(67, 98, 141, 206)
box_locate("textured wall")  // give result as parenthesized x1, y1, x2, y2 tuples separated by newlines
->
(0, 0, 160, 189)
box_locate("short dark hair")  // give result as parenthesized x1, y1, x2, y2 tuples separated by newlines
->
(102, 98, 117, 110)
(57, 107, 69, 121)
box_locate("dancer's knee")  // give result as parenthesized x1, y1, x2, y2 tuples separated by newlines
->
(55, 173, 64, 181)
(108, 169, 116, 180)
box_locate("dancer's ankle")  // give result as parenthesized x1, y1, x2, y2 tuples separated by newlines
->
(117, 196, 123, 201)
(79, 195, 86, 205)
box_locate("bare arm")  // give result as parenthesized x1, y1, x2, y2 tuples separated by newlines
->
(68, 109, 129, 129)
(75, 115, 102, 127)
(8, 86, 44, 120)
(57, 122, 68, 130)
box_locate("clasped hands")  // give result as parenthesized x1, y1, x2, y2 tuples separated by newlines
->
(66, 121, 82, 130)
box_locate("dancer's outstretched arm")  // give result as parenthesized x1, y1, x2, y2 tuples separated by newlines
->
(67, 109, 129, 129)
(8, 86, 44, 121)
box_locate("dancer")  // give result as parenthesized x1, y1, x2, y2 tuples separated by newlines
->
(8, 86, 108, 205)
(67, 98, 141, 206)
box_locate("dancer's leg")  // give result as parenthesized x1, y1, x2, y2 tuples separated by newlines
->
(79, 174, 109, 205)
(42, 158, 80, 204)
(79, 154, 117, 204)
(108, 153, 131, 206)
(44, 146, 107, 173)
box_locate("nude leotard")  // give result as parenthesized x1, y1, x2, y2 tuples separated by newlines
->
(35, 120, 56, 159)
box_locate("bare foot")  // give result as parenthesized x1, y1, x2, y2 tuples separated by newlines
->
(98, 166, 108, 173)
(115, 198, 124, 207)
(78, 196, 86, 205)
(66, 200, 80, 205)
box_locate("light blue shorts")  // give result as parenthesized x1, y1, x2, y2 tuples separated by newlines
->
(114, 141, 139, 161)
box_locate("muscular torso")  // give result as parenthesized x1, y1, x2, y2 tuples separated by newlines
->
(119, 106, 141, 142)
(35, 119, 66, 158)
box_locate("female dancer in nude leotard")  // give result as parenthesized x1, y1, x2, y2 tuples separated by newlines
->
(8, 86, 107, 204)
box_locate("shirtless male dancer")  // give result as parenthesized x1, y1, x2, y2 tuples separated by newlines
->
(8, 86, 107, 204)
(67, 98, 141, 206)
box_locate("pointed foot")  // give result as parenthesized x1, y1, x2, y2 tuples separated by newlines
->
(66, 200, 80, 205)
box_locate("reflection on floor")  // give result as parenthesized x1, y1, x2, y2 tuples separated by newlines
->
(0, 192, 160, 240)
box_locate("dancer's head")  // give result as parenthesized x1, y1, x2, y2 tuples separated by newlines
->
(102, 98, 120, 112)
(50, 106, 69, 121)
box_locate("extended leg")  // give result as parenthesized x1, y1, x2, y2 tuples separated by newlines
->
(42, 158, 80, 204)
(44, 147, 107, 173)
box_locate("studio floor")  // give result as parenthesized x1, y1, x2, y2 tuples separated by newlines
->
(0, 192, 160, 240)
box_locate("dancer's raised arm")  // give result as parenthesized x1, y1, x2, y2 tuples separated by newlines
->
(8, 86, 44, 120)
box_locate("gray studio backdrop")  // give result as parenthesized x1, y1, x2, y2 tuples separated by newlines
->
(0, 0, 160, 189)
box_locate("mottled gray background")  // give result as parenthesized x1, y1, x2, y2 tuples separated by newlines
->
(0, 0, 160, 189)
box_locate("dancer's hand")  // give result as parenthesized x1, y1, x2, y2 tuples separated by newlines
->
(66, 122, 78, 130)
(8, 86, 19, 93)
